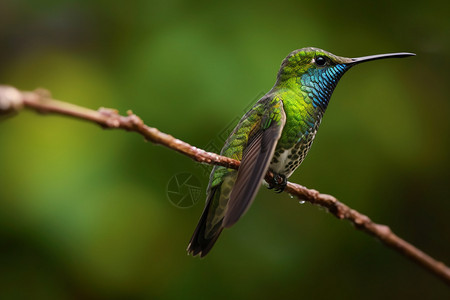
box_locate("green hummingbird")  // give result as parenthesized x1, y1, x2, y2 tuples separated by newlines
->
(187, 47, 415, 257)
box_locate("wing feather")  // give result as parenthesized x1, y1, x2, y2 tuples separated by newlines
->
(223, 99, 286, 228)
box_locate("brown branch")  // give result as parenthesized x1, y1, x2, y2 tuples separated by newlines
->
(1, 85, 449, 285)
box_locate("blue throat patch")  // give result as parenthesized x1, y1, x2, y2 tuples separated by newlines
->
(300, 64, 348, 111)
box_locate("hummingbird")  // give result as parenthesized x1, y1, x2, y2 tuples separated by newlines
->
(187, 47, 415, 257)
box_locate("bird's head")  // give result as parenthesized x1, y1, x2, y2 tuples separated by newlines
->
(275, 47, 414, 110)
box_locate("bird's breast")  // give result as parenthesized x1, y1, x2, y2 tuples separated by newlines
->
(270, 128, 317, 177)
(269, 90, 321, 177)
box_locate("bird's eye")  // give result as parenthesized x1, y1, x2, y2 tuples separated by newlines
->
(314, 56, 327, 67)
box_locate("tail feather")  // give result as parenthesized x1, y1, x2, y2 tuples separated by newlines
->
(187, 187, 224, 257)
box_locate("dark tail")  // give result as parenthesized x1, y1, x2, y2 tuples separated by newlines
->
(187, 187, 224, 257)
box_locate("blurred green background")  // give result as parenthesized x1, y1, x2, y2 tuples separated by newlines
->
(0, 0, 449, 299)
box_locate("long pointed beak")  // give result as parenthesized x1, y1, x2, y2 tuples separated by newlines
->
(350, 52, 416, 65)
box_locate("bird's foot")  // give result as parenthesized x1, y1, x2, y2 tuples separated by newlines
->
(267, 173, 287, 193)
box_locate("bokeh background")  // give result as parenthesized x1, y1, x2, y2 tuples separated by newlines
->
(0, 0, 449, 299)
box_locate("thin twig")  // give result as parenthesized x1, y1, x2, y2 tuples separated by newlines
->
(1, 85, 449, 285)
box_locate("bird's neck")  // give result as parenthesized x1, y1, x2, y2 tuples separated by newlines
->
(272, 76, 329, 128)
(274, 64, 349, 115)
(271, 78, 322, 147)
(273, 77, 325, 112)
(273, 77, 302, 97)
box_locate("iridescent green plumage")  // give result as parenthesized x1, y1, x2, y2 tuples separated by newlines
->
(188, 47, 415, 257)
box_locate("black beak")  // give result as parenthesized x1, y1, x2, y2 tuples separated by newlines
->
(350, 52, 416, 65)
